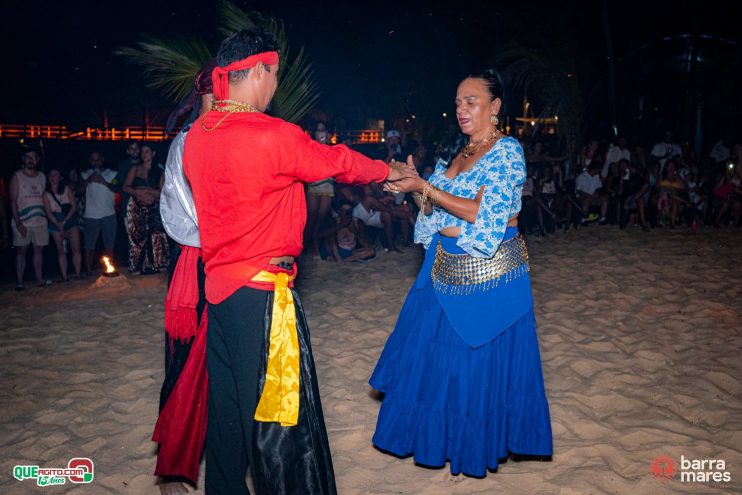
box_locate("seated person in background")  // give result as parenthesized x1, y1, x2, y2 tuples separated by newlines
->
(518, 166, 539, 234)
(684, 168, 704, 228)
(619, 159, 650, 230)
(526, 140, 566, 177)
(319, 202, 375, 264)
(603, 162, 622, 223)
(712, 164, 742, 227)
(575, 161, 609, 225)
(353, 182, 412, 251)
(537, 164, 573, 232)
(657, 159, 687, 228)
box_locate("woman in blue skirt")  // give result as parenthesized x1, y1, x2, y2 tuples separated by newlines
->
(371, 70, 552, 477)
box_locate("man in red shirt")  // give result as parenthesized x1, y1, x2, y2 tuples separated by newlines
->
(184, 28, 412, 494)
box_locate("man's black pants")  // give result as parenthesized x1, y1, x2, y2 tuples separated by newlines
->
(206, 286, 336, 495)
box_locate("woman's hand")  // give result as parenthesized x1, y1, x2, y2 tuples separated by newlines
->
(385, 176, 424, 194)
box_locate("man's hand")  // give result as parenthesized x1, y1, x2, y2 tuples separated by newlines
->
(17, 222, 27, 238)
(386, 154, 417, 182)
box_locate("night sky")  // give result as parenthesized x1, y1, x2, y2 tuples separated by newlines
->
(3, 0, 741, 137)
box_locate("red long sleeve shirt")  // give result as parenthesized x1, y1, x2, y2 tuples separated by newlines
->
(183, 112, 389, 304)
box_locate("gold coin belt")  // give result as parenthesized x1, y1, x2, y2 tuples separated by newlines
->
(431, 234, 530, 294)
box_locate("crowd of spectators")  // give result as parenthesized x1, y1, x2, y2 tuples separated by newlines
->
(303, 125, 742, 267)
(1, 142, 168, 289)
(516, 130, 742, 236)
(2, 126, 740, 286)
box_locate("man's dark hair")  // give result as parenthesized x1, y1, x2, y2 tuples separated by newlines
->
(20, 146, 40, 158)
(588, 161, 602, 173)
(217, 28, 280, 84)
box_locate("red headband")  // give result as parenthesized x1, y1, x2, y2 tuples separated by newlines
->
(211, 51, 280, 100)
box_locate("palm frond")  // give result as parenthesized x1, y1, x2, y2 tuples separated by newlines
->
(218, 1, 288, 54)
(115, 35, 212, 102)
(495, 40, 583, 153)
(116, 0, 320, 123)
(272, 47, 321, 123)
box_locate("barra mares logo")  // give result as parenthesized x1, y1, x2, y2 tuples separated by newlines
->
(651, 454, 732, 485)
(13, 458, 94, 487)
(650, 455, 676, 482)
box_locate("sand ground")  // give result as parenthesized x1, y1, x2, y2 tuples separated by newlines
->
(1, 227, 741, 494)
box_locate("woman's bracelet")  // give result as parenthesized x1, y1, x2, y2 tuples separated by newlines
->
(423, 182, 442, 206)
(421, 182, 431, 211)
(430, 185, 442, 205)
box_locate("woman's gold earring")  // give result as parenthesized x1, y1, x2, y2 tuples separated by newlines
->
(490, 115, 499, 126)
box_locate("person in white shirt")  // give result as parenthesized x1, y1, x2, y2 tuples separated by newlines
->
(9, 149, 51, 289)
(575, 162, 609, 224)
(80, 151, 118, 274)
(602, 136, 631, 178)
(650, 131, 682, 170)
(709, 136, 731, 165)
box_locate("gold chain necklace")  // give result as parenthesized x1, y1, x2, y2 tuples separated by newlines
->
(201, 99, 261, 132)
(461, 129, 499, 159)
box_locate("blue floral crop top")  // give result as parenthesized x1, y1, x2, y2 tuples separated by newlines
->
(414, 136, 526, 258)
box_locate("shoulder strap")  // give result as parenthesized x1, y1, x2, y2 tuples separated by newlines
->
(49, 189, 65, 209)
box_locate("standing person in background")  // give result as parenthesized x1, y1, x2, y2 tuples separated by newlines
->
(9, 148, 51, 290)
(114, 141, 141, 265)
(603, 136, 631, 178)
(579, 139, 600, 171)
(650, 130, 682, 171)
(81, 151, 118, 275)
(0, 203, 9, 251)
(304, 122, 336, 259)
(0, 178, 11, 250)
(115, 141, 141, 210)
(383, 130, 404, 162)
(67, 167, 86, 231)
(709, 135, 731, 167)
(43, 168, 82, 281)
(152, 60, 216, 495)
(123, 145, 169, 274)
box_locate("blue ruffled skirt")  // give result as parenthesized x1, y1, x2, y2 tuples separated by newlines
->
(369, 231, 552, 477)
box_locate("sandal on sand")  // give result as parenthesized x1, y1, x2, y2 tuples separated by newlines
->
(37, 279, 53, 287)
(15, 283, 25, 291)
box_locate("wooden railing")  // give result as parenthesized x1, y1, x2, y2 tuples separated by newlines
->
(0, 124, 177, 142)
(0, 124, 385, 144)
(346, 130, 383, 144)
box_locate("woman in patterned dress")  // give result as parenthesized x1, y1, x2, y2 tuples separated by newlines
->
(370, 70, 552, 477)
(123, 145, 169, 273)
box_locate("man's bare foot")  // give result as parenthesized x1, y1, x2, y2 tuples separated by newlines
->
(159, 481, 189, 495)
(392, 245, 404, 253)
